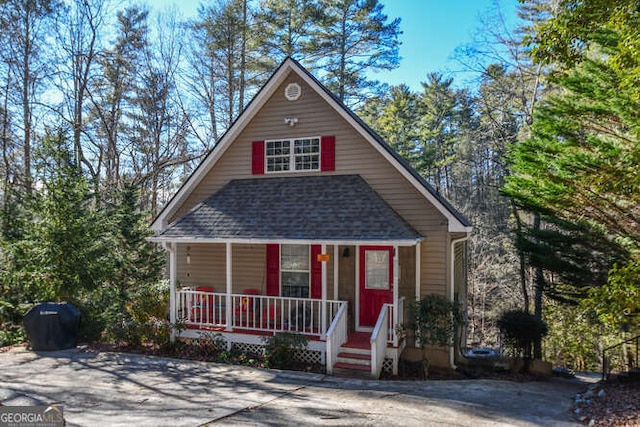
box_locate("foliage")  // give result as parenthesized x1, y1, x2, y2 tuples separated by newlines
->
(0, 132, 164, 342)
(0, 299, 26, 346)
(503, 45, 640, 325)
(102, 317, 173, 348)
(513, 215, 630, 304)
(126, 280, 170, 324)
(497, 309, 548, 359)
(315, 0, 401, 107)
(543, 299, 618, 371)
(263, 332, 308, 369)
(410, 294, 466, 348)
(584, 260, 640, 332)
(254, 0, 325, 63)
(528, 0, 640, 99)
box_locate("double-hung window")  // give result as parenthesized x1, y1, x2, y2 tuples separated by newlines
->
(280, 244, 310, 298)
(265, 137, 320, 173)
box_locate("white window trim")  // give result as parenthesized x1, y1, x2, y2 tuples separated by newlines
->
(265, 136, 322, 173)
(280, 244, 311, 298)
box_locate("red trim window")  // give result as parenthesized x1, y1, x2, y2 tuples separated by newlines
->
(255, 136, 335, 174)
(266, 244, 323, 299)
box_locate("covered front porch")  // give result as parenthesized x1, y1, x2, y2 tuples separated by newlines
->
(153, 175, 425, 377)
(160, 241, 416, 377)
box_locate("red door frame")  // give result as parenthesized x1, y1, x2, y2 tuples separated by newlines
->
(358, 246, 394, 328)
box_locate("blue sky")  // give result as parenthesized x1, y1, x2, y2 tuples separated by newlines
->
(153, 0, 520, 91)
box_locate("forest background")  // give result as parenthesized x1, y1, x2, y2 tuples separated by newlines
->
(0, 0, 638, 371)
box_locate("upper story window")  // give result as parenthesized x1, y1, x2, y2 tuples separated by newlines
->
(252, 136, 334, 175)
(265, 137, 320, 173)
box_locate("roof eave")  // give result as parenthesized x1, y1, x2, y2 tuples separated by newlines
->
(148, 236, 424, 247)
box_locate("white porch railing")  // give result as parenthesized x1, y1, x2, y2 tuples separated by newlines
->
(176, 288, 343, 337)
(325, 301, 348, 375)
(371, 303, 391, 378)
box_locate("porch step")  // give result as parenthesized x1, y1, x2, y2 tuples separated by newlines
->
(331, 332, 373, 378)
(337, 352, 370, 366)
(333, 362, 372, 379)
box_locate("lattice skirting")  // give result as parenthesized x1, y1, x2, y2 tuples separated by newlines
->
(231, 342, 264, 356)
(382, 358, 394, 374)
(293, 349, 323, 366)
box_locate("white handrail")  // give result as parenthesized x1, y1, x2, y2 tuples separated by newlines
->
(325, 301, 348, 375)
(389, 296, 405, 345)
(371, 304, 391, 378)
(176, 289, 344, 338)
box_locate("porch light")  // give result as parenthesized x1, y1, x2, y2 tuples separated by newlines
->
(342, 248, 350, 258)
(186, 246, 191, 265)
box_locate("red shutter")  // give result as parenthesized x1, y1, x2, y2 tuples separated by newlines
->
(252, 141, 265, 175)
(320, 136, 335, 171)
(310, 245, 322, 299)
(266, 244, 280, 296)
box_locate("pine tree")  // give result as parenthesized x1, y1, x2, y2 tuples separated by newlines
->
(315, 0, 401, 107)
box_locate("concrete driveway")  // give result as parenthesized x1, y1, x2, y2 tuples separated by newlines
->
(0, 347, 594, 426)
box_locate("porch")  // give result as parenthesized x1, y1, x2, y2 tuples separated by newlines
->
(173, 287, 406, 377)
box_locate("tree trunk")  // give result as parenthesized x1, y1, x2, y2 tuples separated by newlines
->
(533, 211, 544, 359)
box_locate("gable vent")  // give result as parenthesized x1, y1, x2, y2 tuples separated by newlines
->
(285, 83, 301, 101)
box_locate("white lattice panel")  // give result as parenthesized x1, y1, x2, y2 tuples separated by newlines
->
(382, 358, 393, 374)
(293, 350, 322, 365)
(231, 342, 265, 356)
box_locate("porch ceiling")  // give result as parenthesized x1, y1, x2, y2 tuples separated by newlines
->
(153, 174, 422, 244)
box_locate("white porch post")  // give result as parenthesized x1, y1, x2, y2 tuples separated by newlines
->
(169, 242, 177, 342)
(321, 244, 327, 337)
(225, 242, 232, 331)
(415, 241, 421, 348)
(333, 245, 339, 301)
(393, 245, 399, 347)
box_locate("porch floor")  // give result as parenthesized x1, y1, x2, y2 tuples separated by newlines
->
(184, 324, 324, 342)
(342, 332, 371, 350)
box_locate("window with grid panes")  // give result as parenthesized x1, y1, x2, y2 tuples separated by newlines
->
(280, 244, 310, 298)
(265, 137, 320, 173)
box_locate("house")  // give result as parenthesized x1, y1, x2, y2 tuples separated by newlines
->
(150, 57, 471, 378)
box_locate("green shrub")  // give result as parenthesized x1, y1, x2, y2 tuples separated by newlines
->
(0, 322, 25, 347)
(497, 310, 548, 359)
(543, 300, 618, 371)
(263, 332, 308, 369)
(126, 280, 170, 324)
(102, 317, 173, 348)
(410, 294, 465, 347)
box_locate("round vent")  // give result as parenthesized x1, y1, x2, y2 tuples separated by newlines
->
(284, 83, 301, 101)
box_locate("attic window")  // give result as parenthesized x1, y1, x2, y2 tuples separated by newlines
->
(285, 83, 301, 101)
(265, 137, 320, 172)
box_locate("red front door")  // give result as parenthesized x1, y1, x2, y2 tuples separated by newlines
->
(359, 246, 394, 327)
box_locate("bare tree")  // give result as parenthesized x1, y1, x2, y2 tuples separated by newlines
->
(128, 10, 192, 214)
(0, 0, 62, 191)
(54, 0, 108, 177)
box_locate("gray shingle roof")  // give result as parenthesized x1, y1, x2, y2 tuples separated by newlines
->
(157, 174, 422, 242)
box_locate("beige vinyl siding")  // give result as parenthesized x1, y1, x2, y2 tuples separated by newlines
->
(177, 244, 266, 293)
(176, 243, 341, 297)
(171, 71, 451, 298)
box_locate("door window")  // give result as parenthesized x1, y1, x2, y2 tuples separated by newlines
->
(365, 250, 390, 290)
